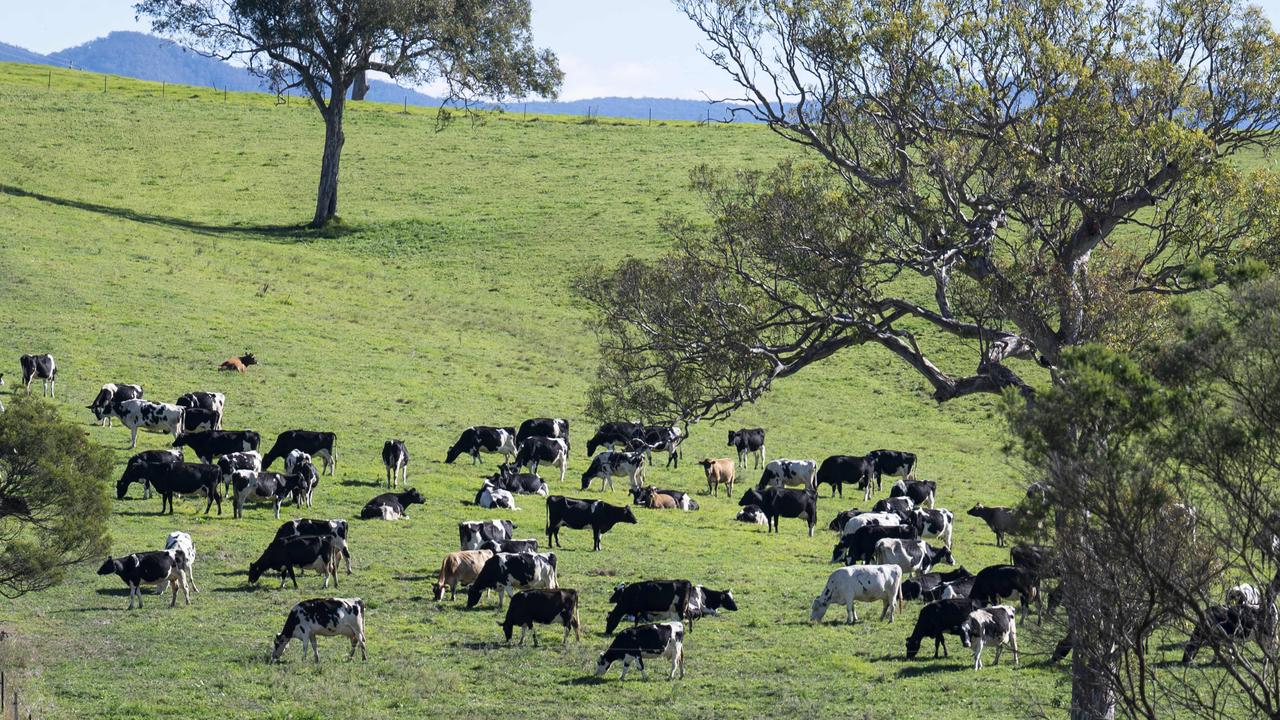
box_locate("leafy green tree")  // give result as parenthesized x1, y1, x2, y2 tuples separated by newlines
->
(0, 397, 112, 599)
(135, 0, 563, 227)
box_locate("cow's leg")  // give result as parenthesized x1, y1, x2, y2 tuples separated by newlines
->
(130, 427, 139, 449)
(358, 633, 367, 660)
(993, 642, 1002, 666)
(186, 565, 200, 594)
(593, 529, 602, 551)
(531, 624, 540, 647)
(348, 634, 359, 660)
(310, 634, 321, 662)
(973, 638, 984, 670)
(619, 657, 630, 681)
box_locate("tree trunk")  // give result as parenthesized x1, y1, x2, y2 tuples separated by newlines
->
(1070, 651, 1117, 720)
(311, 98, 345, 228)
(351, 70, 369, 101)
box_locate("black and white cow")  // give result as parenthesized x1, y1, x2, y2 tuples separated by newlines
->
(840, 511, 905, 537)
(961, 605, 1020, 670)
(459, 520, 516, 551)
(465, 552, 559, 608)
(905, 598, 981, 659)
(594, 622, 685, 681)
(175, 391, 225, 429)
(358, 488, 424, 521)
(545, 496, 637, 551)
(872, 497, 915, 517)
(445, 426, 516, 464)
(810, 564, 904, 624)
(116, 399, 186, 449)
(912, 508, 955, 549)
(475, 480, 519, 509)
(174, 430, 261, 465)
(216, 450, 262, 496)
(727, 428, 766, 469)
(627, 586, 738, 624)
(581, 451, 646, 492)
(890, 479, 937, 507)
(274, 518, 351, 573)
(738, 486, 817, 536)
(382, 439, 409, 488)
(262, 430, 337, 476)
(516, 417, 570, 450)
(19, 354, 56, 397)
(735, 505, 768, 525)
(868, 449, 917, 483)
(488, 465, 548, 496)
(514, 436, 568, 483)
(88, 383, 144, 426)
(479, 538, 539, 554)
(901, 567, 974, 602)
(634, 425, 684, 469)
(271, 598, 366, 662)
(181, 407, 221, 434)
(604, 580, 698, 634)
(501, 589, 581, 646)
(120, 448, 183, 499)
(116, 461, 222, 515)
(1182, 603, 1271, 664)
(164, 531, 199, 594)
(968, 565, 1039, 620)
(757, 458, 819, 493)
(248, 535, 342, 589)
(232, 470, 308, 519)
(586, 422, 645, 457)
(831, 524, 919, 565)
(873, 539, 955, 578)
(815, 455, 876, 499)
(284, 450, 320, 508)
(97, 550, 190, 609)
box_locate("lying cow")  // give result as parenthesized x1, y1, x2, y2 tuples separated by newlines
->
(487, 465, 548, 496)
(631, 485, 699, 511)
(475, 480, 519, 510)
(501, 589, 581, 646)
(88, 383, 144, 426)
(433, 549, 494, 601)
(465, 552, 559, 608)
(358, 488, 424, 521)
(446, 426, 516, 464)
(736, 505, 768, 526)
(546, 496, 637, 551)
(810, 564, 904, 624)
(271, 598, 366, 663)
(594, 622, 685, 681)
(97, 550, 190, 609)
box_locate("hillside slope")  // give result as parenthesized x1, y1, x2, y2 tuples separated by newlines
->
(0, 63, 1064, 719)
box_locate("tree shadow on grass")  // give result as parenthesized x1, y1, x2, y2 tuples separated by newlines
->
(0, 183, 353, 241)
(561, 676, 606, 686)
(895, 662, 968, 678)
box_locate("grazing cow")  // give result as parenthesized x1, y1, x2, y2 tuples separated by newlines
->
(581, 451, 646, 492)
(738, 486, 818, 536)
(873, 539, 955, 578)
(121, 448, 183, 499)
(810, 564, 904, 624)
(446, 426, 516, 464)
(736, 505, 768, 525)
(831, 524, 919, 565)
(634, 425, 684, 469)
(699, 458, 735, 497)
(232, 470, 307, 519)
(459, 520, 516, 551)
(502, 589, 581, 646)
(479, 538, 539, 554)
(487, 465, 548, 496)
(516, 417, 570, 450)
(545, 496, 637, 551)
(382, 439, 409, 488)
(968, 504, 1018, 547)
(116, 399, 185, 448)
(961, 605, 1019, 669)
(358, 488, 424, 520)
(605, 581, 699, 634)
(180, 407, 221, 434)
(901, 567, 975, 602)
(627, 585, 739, 624)
(815, 455, 876, 499)
(969, 565, 1040, 619)
(164, 531, 199, 593)
(263, 430, 337, 476)
(271, 598, 366, 663)
(175, 391, 225, 429)
(1182, 603, 1270, 664)
(465, 552, 559, 608)
(116, 462, 222, 515)
(586, 422, 645, 456)
(757, 459, 819, 493)
(19, 354, 56, 397)
(88, 383, 144, 426)
(174, 430, 261, 464)
(727, 428, 766, 469)
(873, 497, 915, 516)
(841, 511, 904, 537)
(218, 352, 257, 372)
(906, 598, 981, 659)
(216, 450, 262, 496)
(97, 551, 190, 609)
(631, 486, 698, 511)
(595, 622, 685, 681)
(515, 437, 569, 483)
(432, 549, 495, 601)
(890, 479, 937, 507)
(868, 449, 917, 483)
(274, 518, 351, 573)
(912, 508, 955, 549)
(475, 480, 519, 510)
(249, 535, 342, 589)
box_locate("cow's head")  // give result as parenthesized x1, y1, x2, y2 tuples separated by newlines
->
(116, 465, 143, 499)
(247, 562, 265, 585)
(240, 352, 258, 366)
(270, 632, 292, 662)
(809, 591, 830, 623)
(96, 557, 121, 576)
(739, 488, 764, 507)
(403, 488, 425, 505)
(619, 505, 638, 524)
(726, 431, 736, 446)
(905, 635, 922, 659)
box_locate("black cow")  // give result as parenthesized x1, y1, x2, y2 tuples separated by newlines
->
(19, 354, 56, 397)
(116, 462, 221, 515)
(274, 518, 351, 572)
(465, 552, 558, 608)
(890, 479, 937, 507)
(901, 567, 974, 602)
(514, 436, 568, 482)
(831, 524, 919, 565)
(969, 565, 1039, 618)
(727, 428, 766, 469)
(815, 455, 876, 499)
(181, 408, 221, 434)
(172, 430, 261, 464)
(501, 589, 581, 646)
(96, 551, 189, 609)
(545, 495, 637, 551)
(120, 448, 183, 499)
(738, 486, 817, 537)
(516, 417, 569, 449)
(868, 449, 916, 483)
(248, 535, 341, 589)
(586, 422, 645, 457)
(382, 439, 409, 488)
(359, 488, 425, 520)
(1182, 604, 1264, 664)
(968, 504, 1018, 547)
(905, 598, 980, 659)
(87, 383, 144, 426)
(262, 430, 337, 476)
(605, 580, 699, 634)
(446, 426, 516, 464)
(1010, 544, 1057, 578)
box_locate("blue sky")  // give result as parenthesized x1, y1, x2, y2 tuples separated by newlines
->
(3, 0, 1280, 101)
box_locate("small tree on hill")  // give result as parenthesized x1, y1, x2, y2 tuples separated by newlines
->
(135, 0, 563, 228)
(0, 397, 112, 599)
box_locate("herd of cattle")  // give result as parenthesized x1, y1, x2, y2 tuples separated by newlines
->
(8, 352, 1266, 677)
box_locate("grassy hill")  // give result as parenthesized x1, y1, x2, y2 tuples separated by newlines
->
(0, 62, 1067, 719)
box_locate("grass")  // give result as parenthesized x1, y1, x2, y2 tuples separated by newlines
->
(0, 62, 1085, 719)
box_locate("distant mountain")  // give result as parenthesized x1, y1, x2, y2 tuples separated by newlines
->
(0, 31, 754, 122)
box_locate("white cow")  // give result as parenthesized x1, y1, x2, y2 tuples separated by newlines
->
(963, 605, 1019, 670)
(757, 459, 818, 492)
(164, 531, 199, 594)
(841, 512, 904, 537)
(476, 481, 518, 509)
(810, 564, 904, 624)
(116, 399, 185, 449)
(873, 538, 955, 579)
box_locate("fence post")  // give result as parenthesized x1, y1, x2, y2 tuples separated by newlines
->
(103, 75, 107, 93)
(403, 96, 407, 113)
(162, 81, 165, 99)
(648, 108, 651, 126)
(11, 687, 17, 720)
(224, 87, 227, 103)
(46, 71, 50, 90)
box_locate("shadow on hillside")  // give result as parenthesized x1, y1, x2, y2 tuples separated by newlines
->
(895, 662, 965, 678)
(0, 183, 347, 240)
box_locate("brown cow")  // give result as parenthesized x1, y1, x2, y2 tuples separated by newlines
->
(433, 549, 494, 601)
(700, 458, 735, 497)
(219, 352, 258, 373)
(646, 492, 678, 509)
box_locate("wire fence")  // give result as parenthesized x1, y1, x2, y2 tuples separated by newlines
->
(0, 670, 37, 720)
